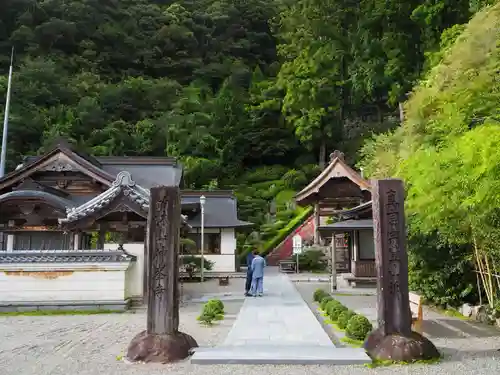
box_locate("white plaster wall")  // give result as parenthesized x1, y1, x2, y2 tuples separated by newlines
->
(108, 227, 237, 284)
(100, 229, 237, 299)
(203, 254, 235, 272)
(0, 264, 128, 303)
(220, 228, 236, 255)
(105, 243, 144, 299)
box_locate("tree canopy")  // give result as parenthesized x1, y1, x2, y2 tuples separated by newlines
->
(1, 1, 498, 301)
(360, 2, 500, 308)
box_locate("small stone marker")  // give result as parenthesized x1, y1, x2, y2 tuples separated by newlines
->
(364, 179, 439, 362)
(126, 186, 198, 363)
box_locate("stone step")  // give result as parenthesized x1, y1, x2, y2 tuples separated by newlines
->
(190, 345, 371, 365)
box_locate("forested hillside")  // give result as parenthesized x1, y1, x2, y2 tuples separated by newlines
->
(0, 0, 495, 258)
(360, 2, 500, 311)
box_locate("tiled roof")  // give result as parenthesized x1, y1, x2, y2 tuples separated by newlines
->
(0, 250, 135, 264)
(182, 194, 253, 228)
(295, 150, 370, 205)
(59, 171, 149, 223)
(0, 190, 75, 211)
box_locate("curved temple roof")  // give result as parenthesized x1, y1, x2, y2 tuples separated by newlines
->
(59, 171, 149, 224)
(56, 174, 250, 229)
(295, 150, 371, 206)
(0, 190, 75, 212)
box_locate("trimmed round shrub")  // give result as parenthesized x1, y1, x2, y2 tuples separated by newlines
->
(313, 288, 328, 302)
(325, 299, 342, 317)
(346, 314, 373, 341)
(320, 296, 333, 311)
(337, 310, 356, 330)
(328, 302, 348, 321)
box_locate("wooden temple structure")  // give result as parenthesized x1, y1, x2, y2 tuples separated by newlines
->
(295, 151, 375, 278)
(0, 140, 251, 253)
(0, 140, 254, 311)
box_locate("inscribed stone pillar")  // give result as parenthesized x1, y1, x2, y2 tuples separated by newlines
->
(373, 179, 411, 336)
(364, 179, 439, 362)
(142, 208, 151, 305)
(126, 186, 198, 363)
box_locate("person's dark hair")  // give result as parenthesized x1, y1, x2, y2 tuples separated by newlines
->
(253, 249, 259, 255)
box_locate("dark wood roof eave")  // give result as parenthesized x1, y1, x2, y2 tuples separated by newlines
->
(0, 144, 116, 191)
(295, 156, 371, 204)
(338, 201, 373, 219)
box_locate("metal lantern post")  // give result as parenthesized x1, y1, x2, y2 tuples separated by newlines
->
(200, 195, 206, 283)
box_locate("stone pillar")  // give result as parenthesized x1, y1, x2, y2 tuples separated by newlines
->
(126, 186, 198, 363)
(118, 231, 126, 251)
(364, 179, 439, 362)
(143, 207, 152, 305)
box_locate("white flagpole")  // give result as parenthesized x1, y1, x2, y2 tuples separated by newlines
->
(0, 47, 14, 178)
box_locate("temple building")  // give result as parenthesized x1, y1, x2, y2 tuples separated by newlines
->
(295, 151, 375, 282)
(0, 140, 251, 311)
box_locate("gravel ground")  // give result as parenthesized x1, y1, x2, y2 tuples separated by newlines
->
(295, 282, 500, 374)
(1, 278, 500, 375)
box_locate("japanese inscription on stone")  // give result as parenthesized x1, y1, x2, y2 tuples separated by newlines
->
(146, 186, 181, 335)
(386, 189, 401, 296)
(126, 186, 198, 363)
(372, 179, 411, 336)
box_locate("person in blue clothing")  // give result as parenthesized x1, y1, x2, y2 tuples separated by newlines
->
(250, 250, 266, 297)
(244, 251, 254, 296)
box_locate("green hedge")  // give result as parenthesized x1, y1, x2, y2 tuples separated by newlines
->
(313, 288, 329, 302)
(260, 206, 313, 256)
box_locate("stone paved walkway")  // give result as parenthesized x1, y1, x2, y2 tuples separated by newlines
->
(190, 269, 370, 365)
(222, 270, 333, 347)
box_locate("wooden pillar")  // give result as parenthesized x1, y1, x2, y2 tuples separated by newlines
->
(330, 235, 337, 291)
(352, 230, 358, 275)
(97, 229, 105, 250)
(6, 220, 15, 252)
(73, 232, 81, 250)
(314, 202, 320, 244)
(6, 234, 14, 252)
(352, 231, 358, 261)
(126, 186, 198, 363)
(365, 179, 439, 362)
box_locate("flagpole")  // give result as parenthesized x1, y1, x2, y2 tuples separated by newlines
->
(0, 47, 14, 178)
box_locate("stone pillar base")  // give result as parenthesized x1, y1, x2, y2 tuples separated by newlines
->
(126, 330, 198, 363)
(364, 327, 440, 362)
